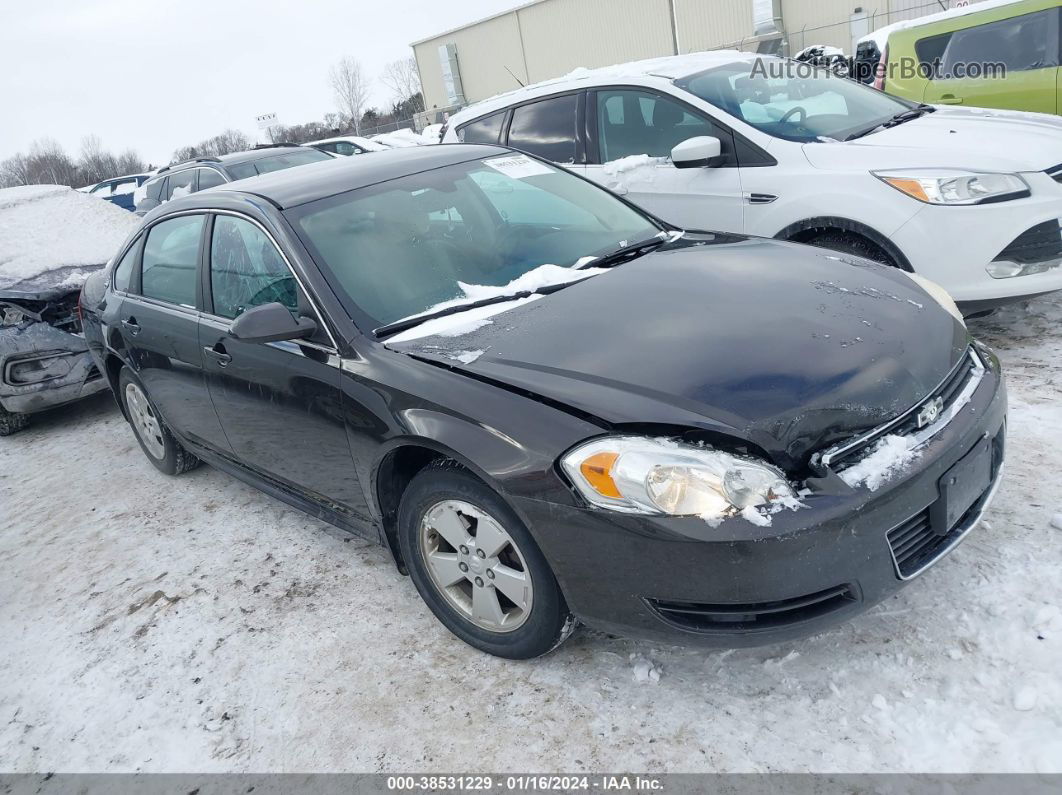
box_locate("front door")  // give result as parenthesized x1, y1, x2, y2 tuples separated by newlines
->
(121, 212, 231, 453)
(582, 88, 744, 234)
(200, 213, 368, 518)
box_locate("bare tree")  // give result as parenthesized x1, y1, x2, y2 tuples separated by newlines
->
(78, 135, 119, 185)
(330, 57, 370, 134)
(381, 56, 424, 113)
(170, 128, 251, 164)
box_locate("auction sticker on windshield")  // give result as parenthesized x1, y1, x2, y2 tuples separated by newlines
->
(485, 154, 553, 179)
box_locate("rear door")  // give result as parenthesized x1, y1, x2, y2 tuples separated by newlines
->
(583, 87, 744, 233)
(199, 212, 367, 515)
(119, 212, 232, 453)
(922, 8, 1060, 113)
(503, 92, 586, 174)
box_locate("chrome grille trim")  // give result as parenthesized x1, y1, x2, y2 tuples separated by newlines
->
(817, 347, 985, 471)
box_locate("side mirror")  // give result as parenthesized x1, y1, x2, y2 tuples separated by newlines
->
(671, 136, 723, 169)
(229, 302, 317, 344)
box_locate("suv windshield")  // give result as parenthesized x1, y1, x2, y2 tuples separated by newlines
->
(227, 149, 332, 180)
(288, 154, 660, 328)
(677, 59, 916, 142)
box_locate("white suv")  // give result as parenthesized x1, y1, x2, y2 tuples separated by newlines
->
(442, 52, 1062, 311)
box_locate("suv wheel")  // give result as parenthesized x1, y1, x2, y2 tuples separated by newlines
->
(398, 464, 575, 659)
(0, 405, 30, 436)
(806, 231, 899, 268)
(119, 367, 200, 476)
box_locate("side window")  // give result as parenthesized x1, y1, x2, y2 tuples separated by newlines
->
(915, 32, 953, 78)
(596, 89, 718, 162)
(197, 168, 225, 190)
(939, 10, 1059, 78)
(111, 179, 139, 196)
(458, 111, 506, 144)
(145, 177, 165, 203)
(141, 215, 204, 308)
(166, 169, 196, 200)
(112, 239, 139, 293)
(335, 142, 360, 155)
(209, 215, 298, 320)
(90, 182, 114, 196)
(506, 95, 578, 163)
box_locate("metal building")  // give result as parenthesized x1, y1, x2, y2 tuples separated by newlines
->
(412, 0, 989, 123)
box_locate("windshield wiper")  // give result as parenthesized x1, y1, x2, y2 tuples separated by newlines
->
(580, 236, 668, 269)
(846, 104, 936, 141)
(374, 280, 586, 339)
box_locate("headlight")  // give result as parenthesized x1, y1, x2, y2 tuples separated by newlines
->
(903, 271, 965, 326)
(561, 436, 795, 520)
(873, 170, 1029, 205)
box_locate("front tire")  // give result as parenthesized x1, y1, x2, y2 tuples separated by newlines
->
(118, 367, 200, 476)
(398, 463, 574, 659)
(805, 231, 899, 268)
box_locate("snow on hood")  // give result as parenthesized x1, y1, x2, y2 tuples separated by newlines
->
(804, 107, 1062, 173)
(0, 185, 138, 291)
(371, 129, 433, 148)
(384, 263, 608, 343)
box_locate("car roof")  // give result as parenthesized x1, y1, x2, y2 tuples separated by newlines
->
(162, 143, 510, 211)
(448, 50, 760, 126)
(153, 146, 315, 179)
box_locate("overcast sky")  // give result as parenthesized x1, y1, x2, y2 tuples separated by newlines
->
(0, 0, 514, 167)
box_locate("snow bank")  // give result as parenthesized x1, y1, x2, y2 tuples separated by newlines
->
(385, 263, 608, 343)
(840, 434, 920, 491)
(0, 185, 138, 290)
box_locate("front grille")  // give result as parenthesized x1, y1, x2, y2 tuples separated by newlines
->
(887, 424, 1005, 578)
(648, 584, 858, 632)
(993, 219, 1062, 265)
(821, 348, 982, 473)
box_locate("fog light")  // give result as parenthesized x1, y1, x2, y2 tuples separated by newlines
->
(986, 258, 1062, 279)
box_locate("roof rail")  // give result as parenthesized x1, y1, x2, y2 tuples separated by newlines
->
(157, 156, 222, 174)
(252, 143, 300, 149)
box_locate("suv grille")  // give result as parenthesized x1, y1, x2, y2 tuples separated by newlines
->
(819, 348, 983, 472)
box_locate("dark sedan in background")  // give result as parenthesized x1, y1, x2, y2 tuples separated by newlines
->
(81, 145, 1005, 658)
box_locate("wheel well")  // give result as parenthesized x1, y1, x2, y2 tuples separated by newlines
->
(776, 217, 912, 271)
(105, 355, 127, 417)
(375, 445, 448, 572)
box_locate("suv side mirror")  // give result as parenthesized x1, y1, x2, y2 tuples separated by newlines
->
(229, 302, 317, 343)
(671, 136, 723, 169)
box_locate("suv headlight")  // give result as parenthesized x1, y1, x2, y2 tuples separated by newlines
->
(561, 436, 795, 519)
(873, 170, 1029, 205)
(904, 271, 965, 326)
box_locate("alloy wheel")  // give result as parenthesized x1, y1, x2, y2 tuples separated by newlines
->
(125, 382, 166, 460)
(419, 499, 533, 632)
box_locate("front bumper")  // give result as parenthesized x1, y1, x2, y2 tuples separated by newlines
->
(0, 323, 108, 415)
(891, 172, 1062, 305)
(517, 347, 1007, 646)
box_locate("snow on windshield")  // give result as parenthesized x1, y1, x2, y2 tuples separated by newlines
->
(384, 263, 609, 344)
(0, 185, 138, 290)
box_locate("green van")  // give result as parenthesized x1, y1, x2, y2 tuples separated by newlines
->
(881, 0, 1060, 115)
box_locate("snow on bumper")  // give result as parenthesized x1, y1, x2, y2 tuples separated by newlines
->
(0, 322, 107, 414)
(892, 172, 1062, 304)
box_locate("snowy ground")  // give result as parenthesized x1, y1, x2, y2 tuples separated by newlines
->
(1, 294, 1060, 774)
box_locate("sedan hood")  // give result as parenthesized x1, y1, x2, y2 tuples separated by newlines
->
(389, 235, 968, 471)
(804, 107, 1062, 173)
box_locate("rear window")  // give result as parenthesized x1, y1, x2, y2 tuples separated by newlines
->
(226, 149, 332, 180)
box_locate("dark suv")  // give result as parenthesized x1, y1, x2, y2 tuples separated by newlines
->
(134, 145, 332, 216)
(81, 145, 1005, 659)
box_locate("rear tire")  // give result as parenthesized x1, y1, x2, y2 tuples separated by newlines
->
(805, 231, 899, 268)
(398, 463, 575, 659)
(118, 367, 200, 476)
(0, 405, 30, 436)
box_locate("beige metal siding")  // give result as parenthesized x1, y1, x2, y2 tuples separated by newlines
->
(414, 12, 529, 114)
(782, 0, 862, 53)
(517, 0, 675, 81)
(673, 0, 753, 52)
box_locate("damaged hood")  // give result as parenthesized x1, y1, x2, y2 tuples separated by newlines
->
(388, 235, 968, 471)
(805, 107, 1062, 173)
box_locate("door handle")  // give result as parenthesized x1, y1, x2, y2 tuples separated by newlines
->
(937, 95, 964, 105)
(203, 346, 232, 367)
(121, 318, 141, 335)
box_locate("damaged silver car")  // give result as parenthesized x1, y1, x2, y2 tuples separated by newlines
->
(0, 185, 137, 434)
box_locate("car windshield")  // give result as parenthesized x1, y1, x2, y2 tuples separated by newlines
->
(287, 154, 661, 329)
(677, 60, 916, 142)
(227, 149, 332, 180)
